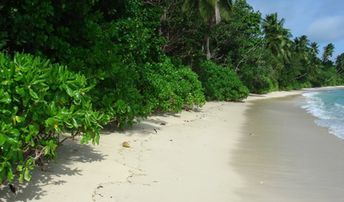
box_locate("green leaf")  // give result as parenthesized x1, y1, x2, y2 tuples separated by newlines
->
(7, 168, 14, 182)
(17, 165, 23, 172)
(0, 92, 11, 104)
(19, 173, 24, 183)
(29, 88, 39, 100)
(15, 116, 25, 124)
(24, 168, 31, 181)
(0, 134, 6, 146)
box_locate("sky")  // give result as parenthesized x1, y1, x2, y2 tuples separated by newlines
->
(246, 0, 344, 60)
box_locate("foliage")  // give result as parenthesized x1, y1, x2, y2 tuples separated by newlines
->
(211, 0, 261, 66)
(161, 0, 207, 64)
(240, 64, 277, 93)
(322, 43, 335, 64)
(0, 53, 104, 184)
(1, 0, 344, 185)
(142, 58, 205, 112)
(262, 13, 292, 61)
(198, 61, 249, 101)
(182, 0, 233, 24)
(336, 53, 344, 77)
(209, 0, 278, 93)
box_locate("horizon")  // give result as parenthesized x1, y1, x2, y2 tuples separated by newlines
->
(247, 0, 344, 60)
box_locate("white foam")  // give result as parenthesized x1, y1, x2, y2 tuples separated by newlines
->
(302, 91, 344, 139)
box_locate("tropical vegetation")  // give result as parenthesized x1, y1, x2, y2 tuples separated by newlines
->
(0, 0, 343, 184)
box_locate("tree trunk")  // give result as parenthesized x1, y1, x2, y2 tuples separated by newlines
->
(159, 9, 167, 35)
(214, 0, 221, 24)
(206, 36, 211, 59)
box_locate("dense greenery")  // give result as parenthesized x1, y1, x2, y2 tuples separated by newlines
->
(142, 58, 205, 112)
(0, 53, 104, 183)
(0, 0, 343, 184)
(199, 61, 248, 101)
(161, 0, 343, 90)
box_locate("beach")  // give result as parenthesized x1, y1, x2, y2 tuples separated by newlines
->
(2, 90, 344, 202)
(234, 95, 344, 201)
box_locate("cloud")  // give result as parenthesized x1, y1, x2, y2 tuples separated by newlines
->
(307, 16, 344, 43)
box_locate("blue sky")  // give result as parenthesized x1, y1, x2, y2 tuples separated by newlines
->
(246, 0, 344, 59)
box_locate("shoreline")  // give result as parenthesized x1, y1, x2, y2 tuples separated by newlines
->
(1, 88, 342, 201)
(234, 94, 344, 201)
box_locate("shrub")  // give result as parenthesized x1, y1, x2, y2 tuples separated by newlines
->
(56, 4, 166, 128)
(143, 58, 205, 112)
(0, 53, 105, 184)
(198, 61, 249, 101)
(242, 71, 276, 94)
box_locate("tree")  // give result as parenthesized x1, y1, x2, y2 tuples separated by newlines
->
(294, 35, 310, 62)
(322, 43, 335, 64)
(182, 0, 232, 59)
(182, 0, 232, 24)
(336, 53, 344, 75)
(211, 0, 261, 65)
(310, 42, 319, 55)
(262, 13, 291, 61)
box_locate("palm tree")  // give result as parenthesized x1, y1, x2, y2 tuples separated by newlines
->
(310, 42, 319, 56)
(262, 13, 291, 61)
(182, 0, 232, 59)
(322, 43, 335, 64)
(294, 35, 309, 51)
(294, 35, 310, 62)
(183, 0, 232, 24)
(336, 53, 344, 75)
(309, 42, 319, 62)
(214, 0, 233, 24)
(292, 35, 313, 80)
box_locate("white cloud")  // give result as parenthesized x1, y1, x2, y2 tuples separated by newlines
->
(307, 16, 344, 42)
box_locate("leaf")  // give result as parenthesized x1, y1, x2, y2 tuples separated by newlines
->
(15, 87, 25, 96)
(28, 124, 39, 136)
(7, 168, 14, 182)
(93, 133, 100, 145)
(0, 91, 11, 104)
(17, 165, 23, 172)
(15, 116, 25, 124)
(0, 134, 6, 146)
(24, 168, 31, 181)
(43, 140, 57, 157)
(45, 117, 57, 128)
(19, 173, 24, 184)
(25, 134, 32, 144)
(29, 88, 39, 100)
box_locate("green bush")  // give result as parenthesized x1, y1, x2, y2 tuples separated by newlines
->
(56, 3, 166, 128)
(143, 58, 205, 112)
(241, 71, 276, 94)
(198, 61, 249, 101)
(0, 53, 105, 184)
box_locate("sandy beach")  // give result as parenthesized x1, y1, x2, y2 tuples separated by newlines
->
(2, 89, 344, 202)
(234, 95, 344, 201)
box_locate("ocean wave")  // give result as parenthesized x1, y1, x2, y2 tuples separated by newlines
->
(335, 103, 344, 110)
(302, 92, 331, 120)
(302, 90, 344, 139)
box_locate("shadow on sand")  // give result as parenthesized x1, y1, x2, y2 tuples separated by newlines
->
(0, 141, 106, 202)
(0, 109, 202, 201)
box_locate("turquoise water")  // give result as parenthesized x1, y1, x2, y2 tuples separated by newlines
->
(302, 89, 344, 139)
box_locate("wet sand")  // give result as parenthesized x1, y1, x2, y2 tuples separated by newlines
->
(234, 95, 344, 201)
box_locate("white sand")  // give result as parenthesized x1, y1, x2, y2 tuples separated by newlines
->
(0, 91, 302, 202)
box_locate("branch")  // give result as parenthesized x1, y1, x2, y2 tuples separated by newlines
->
(235, 40, 263, 71)
(59, 130, 80, 145)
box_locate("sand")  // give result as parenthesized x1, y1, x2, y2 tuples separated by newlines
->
(234, 95, 344, 202)
(1, 90, 341, 202)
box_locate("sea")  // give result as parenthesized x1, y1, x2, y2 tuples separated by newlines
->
(302, 88, 344, 139)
